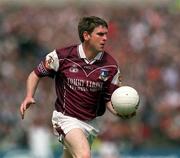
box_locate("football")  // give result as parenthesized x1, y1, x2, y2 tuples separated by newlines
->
(111, 86, 140, 116)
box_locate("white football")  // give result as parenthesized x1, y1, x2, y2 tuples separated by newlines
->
(111, 86, 140, 116)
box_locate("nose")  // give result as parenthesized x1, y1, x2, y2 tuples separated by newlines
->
(103, 34, 107, 41)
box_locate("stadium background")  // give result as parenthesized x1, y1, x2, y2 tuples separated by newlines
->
(0, 0, 180, 157)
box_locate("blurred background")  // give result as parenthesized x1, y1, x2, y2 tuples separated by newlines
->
(0, 0, 180, 158)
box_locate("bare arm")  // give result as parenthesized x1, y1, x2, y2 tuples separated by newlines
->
(106, 101, 118, 116)
(20, 71, 40, 119)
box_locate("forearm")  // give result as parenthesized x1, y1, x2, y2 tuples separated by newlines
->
(26, 71, 40, 98)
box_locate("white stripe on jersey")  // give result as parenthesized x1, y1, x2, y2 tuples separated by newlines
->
(111, 67, 121, 85)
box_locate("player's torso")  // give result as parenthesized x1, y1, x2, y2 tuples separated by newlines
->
(55, 45, 116, 120)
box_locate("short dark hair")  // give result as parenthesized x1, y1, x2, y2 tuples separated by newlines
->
(78, 16, 108, 42)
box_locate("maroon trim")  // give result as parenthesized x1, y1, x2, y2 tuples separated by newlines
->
(56, 126, 65, 137)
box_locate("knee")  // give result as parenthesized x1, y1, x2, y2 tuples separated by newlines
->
(74, 151, 91, 158)
(81, 151, 91, 158)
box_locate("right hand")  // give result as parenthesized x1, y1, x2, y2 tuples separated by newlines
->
(20, 97, 35, 119)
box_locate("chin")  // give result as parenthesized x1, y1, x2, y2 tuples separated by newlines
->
(95, 46, 104, 53)
(97, 50, 103, 53)
(98, 47, 104, 52)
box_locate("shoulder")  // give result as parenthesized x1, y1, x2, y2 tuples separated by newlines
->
(55, 44, 78, 59)
(103, 51, 118, 67)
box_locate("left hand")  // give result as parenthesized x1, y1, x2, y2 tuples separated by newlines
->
(117, 111, 136, 119)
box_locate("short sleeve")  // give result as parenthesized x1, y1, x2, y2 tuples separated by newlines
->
(45, 50, 59, 71)
(104, 66, 121, 102)
(111, 67, 121, 86)
(34, 50, 59, 78)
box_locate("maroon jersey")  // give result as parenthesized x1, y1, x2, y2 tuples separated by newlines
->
(34, 44, 120, 121)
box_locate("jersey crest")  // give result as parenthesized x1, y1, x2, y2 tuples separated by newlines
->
(99, 68, 109, 81)
(69, 64, 79, 73)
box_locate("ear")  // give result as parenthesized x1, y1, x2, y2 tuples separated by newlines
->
(83, 31, 90, 41)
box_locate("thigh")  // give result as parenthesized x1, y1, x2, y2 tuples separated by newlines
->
(64, 128, 91, 158)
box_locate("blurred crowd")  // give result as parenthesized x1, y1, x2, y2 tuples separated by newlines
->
(0, 2, 179, 157)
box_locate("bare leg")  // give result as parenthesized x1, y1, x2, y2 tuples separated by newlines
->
(63, 128, 91, 158)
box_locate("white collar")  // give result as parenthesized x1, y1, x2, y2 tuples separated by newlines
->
(78, 44, 103, 61)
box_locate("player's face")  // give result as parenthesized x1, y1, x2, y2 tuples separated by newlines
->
(88, 25, 108, 52)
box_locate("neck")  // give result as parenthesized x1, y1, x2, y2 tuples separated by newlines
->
(82, 43, 98, 60)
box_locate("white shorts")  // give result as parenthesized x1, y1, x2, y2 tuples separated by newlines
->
(52, 111, 99, 147)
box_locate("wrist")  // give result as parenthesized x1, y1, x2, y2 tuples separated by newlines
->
(26, 94, 34, 98)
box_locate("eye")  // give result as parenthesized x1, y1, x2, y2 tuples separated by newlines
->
(97, 32, 107, 36)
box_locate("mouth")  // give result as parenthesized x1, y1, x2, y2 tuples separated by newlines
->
(100, 43, 105, 48)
